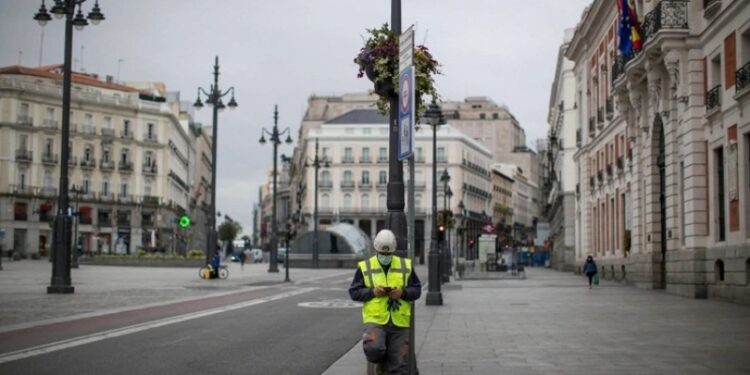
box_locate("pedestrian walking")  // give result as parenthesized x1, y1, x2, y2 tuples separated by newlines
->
(349, 229, 422, 374)
(239, 250, 246, 270)
(210, 249, 221, 279)
(583, 255, 598, 289)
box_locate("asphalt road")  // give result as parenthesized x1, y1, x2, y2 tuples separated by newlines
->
(0, 273, 364, 375)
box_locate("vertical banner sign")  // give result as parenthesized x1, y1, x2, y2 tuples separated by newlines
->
(398, 26, 415, 161)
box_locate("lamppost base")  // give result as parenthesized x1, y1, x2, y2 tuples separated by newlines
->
(425, 291, 443, 306)
(47, 285, 74, 294)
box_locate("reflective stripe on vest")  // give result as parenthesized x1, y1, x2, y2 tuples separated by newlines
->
(357, 255, 413, 327)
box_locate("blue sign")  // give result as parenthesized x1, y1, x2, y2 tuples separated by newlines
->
(398, 66, 415, 161)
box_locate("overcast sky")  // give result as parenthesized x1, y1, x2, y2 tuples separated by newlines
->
(1, 0, 591, 237)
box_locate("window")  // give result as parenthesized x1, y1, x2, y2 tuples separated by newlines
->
(103, 116, 112, 129)
(121, 149, 129, 164)
(46, 107, 54, 121)
(344, 194, 353, 208)
(362, 171, 370, 184)
(147, 123, 154, 140)
(322, 147, 330, 160)
(44, 138, 53, 156)
(84, 144, 93, 161)
(343, 170, 353, 182)
(715, 259, 725, 282)
(344, 147, 352, 161)
(123, 120, 130, 135)
(416, 147, 424, 161)
(379, 193, 386, 209)
(479, 113, 486, 120)
(715, 147, 726, 241)
(83, 177, 91, 193)
(362, 147, 370, 161)
(361, 194, 370, 208)
(120, 182, 129, 196)
(14, 202, 28, 221)
(321, 194, 330, 209)
(145, 151, 153, 166)
(44, 172, 53, 190)
(18, 170, 26, 189)
(321, 170, 330, 184)
(103, 148, 111, 163)
(19, 103, 30, 118)
(437, 147, 446, 162)
(492, 113, 499, 120)
(415, 194, 422, 208)
(363, 128, 371, 135)
(379, 147, 387, 161)
(725, 32, 736, 89)
(144, 181, 152, 196)
(84, 113, 93, 126)
(19, 134, 28, 150)
(379, 171, 387, 184)
(102, 180, 110, 196)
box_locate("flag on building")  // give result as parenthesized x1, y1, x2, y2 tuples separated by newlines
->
(617, 0, 642, 56)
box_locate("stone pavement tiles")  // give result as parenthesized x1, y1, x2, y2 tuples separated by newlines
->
(325, 268, 750, 375)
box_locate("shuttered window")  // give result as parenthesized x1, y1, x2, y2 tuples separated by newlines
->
(725, 32, 736, 88)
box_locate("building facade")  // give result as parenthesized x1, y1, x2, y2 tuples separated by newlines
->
(0, 65, 206, 257)
(543, 28, 579, 272)
(295, 109, 493, 263)
(491, 167, 514, 251)
(568, 0, 750, 303)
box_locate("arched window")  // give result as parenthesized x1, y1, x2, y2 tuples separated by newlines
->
(321, 194, 330, 209)
(343, 194, 352, 209)
(715, 259, 725, 283)
(361, 194, 370, 209)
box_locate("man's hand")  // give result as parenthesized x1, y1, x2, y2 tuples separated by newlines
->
(373, 286, 387, 297)
(389, 287, 403, 300)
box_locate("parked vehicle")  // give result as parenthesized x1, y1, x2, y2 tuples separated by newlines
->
(277, 248, 287, 263)
(250, 248, 263, 263)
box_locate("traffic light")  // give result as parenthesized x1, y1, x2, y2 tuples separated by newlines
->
(178, 215, 192, 229)
(437, 225, 445, 242)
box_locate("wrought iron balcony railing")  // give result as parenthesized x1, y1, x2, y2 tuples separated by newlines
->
(81, 125, 96, 136)
(319, 181, 333, 189)
(606, 164, 613, 176)
(42, 152, 58, 165)
(612, 55, 627, 84)
(706, 85, 721, 113)
(143, 134, 158, 143)
(597, 108, 604, 128)
(67, 155, 78, 166)
(100, 160, 115, 171)
(120, 130, 134, 140)
(15, 149, 32, 162)
(42, 119, 58, 130)
(737, 62, 750, 93)
(118, 161, 134, 173)
(588, 116, 596, 136)
(342, 157, 355, 164)
(606, 97, 614, 120)
(142, 163, 158, 175)
(80, 158, 97, 170)
(359, 156, 372, 163)
(617, 156, 625, 170)
(340, 181, 355, 190)
(101, 128, 115, 138)
(641, 0, 689, 44)
(359, 180, 372, 189)
(16, 115, 33, 126)
(377, 157, 388, 164)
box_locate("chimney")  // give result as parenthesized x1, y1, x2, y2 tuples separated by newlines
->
(106, 75, 113, 83)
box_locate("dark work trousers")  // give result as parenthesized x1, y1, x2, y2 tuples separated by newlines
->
(363, 322, 413, 374)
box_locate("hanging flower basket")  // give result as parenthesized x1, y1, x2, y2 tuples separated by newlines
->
(354, 24, 441, 120)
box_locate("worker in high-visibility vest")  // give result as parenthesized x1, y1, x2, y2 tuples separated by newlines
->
(349, 229, 422, 374)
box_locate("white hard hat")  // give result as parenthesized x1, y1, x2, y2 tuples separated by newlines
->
(373, 230, 397, 254)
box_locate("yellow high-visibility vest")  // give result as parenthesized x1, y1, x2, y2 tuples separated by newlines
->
(357, 255, 412, 327)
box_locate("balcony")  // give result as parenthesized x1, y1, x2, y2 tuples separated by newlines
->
(101, 128, 115, 138)
(143, 134, 158, 143)
(437, 157, 447, 164)
(41, 152, 58, 165)
(706, 85, 721, 114)
(415, 156, 425, 163)
(641, 0, 689, 45)
(359, 156, 372, 164)
(359, 180, 372, 189)
(340, 181, 355, 190)
(736, 62, 750, 95)
(80, 158, 97, 170)
(120, 130, 134, 141)
(100, 160, 115, 172)
(67, 155, 78, 167)
(605, 97, 614, 120)
(376, 181, 388, 190)
(81, 125, 96, 137)
(118, 161, 134, 173)
(141, 195, 160, 206)
(612, 55, 627, 85)
(606, 164, 613, 177)
(588, 116, 596, 137)
(118, 194, 132, 203)
(142, 163, 158, 175)
(596, 108, 604, 128)
(41, 119, 58, 131)
(39, 187, 57, 197)
(16, 115, 33, 126)
(377, 157, 388, 164)
(10, 184, 35, 196)
(99, 193, 114, 202)
(319, 181, 333, 190)
(69, 123, 78, 133)
(617, 156, 625, 170)
(15, 149, 32, 163)
(342, 157, 355, 164)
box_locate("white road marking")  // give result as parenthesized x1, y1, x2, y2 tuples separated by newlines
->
(0, 287, 317, 365)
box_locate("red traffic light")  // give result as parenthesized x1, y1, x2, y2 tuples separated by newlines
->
(438, 225, 445, 232)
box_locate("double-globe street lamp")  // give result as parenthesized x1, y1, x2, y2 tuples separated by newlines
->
(193, 56, 238, 267)
(424, 99, 446, 306)
(34, 0, 105, 294)
(259, 105, 293, 273)
(303, 138, 329, 269)
(440, 169, 452, 283)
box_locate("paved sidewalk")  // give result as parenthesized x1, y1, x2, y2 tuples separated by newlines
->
(324, 268, 750, 375)
(0, 259, 350, 331)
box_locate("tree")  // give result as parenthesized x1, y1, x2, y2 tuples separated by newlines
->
(218, 220, 242, 243)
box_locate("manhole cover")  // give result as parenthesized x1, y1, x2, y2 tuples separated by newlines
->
(298, 299, 362, 309)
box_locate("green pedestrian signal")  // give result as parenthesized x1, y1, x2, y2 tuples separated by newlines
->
(179, 215, 191, 228)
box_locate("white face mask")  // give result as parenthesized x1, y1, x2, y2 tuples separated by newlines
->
(377, 254, 392, 266)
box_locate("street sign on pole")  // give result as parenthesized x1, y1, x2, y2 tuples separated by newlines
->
(398, 26, 415, 161)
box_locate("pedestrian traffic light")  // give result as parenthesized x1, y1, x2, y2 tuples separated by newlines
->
(437, 225, 445, 242)
(178, 215, 191, 228)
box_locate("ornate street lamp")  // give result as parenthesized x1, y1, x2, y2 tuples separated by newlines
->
(440, 169, 451, 283)
(259, 105, 293, 273)
(194, 56, 238, 267)
(303, 138, 329, 269)
(423, 98, 445, 306)
(70, 184, 84, 269)
(34, 0, 106, 294)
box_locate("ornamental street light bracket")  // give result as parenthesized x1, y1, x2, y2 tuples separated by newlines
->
(35, 0, 106, 294)
(303, 138, 328, 268)
(425, 97, 446, 306)
(193, 56, 238, 268)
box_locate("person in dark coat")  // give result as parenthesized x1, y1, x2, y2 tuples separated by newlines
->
(582, 255, 598, 289)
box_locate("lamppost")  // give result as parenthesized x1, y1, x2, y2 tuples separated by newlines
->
(70, 184, 84, 269)
(303, 138, 329, 268)
(457, 200, 465, 277)
(259, 105, 293, 273)
(439, 169, 451, 283)
(446, 184, 453, 280)
(423, 99, 445, 306)
(193, 56, 238, 267)
(34, 0, 105, 294)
